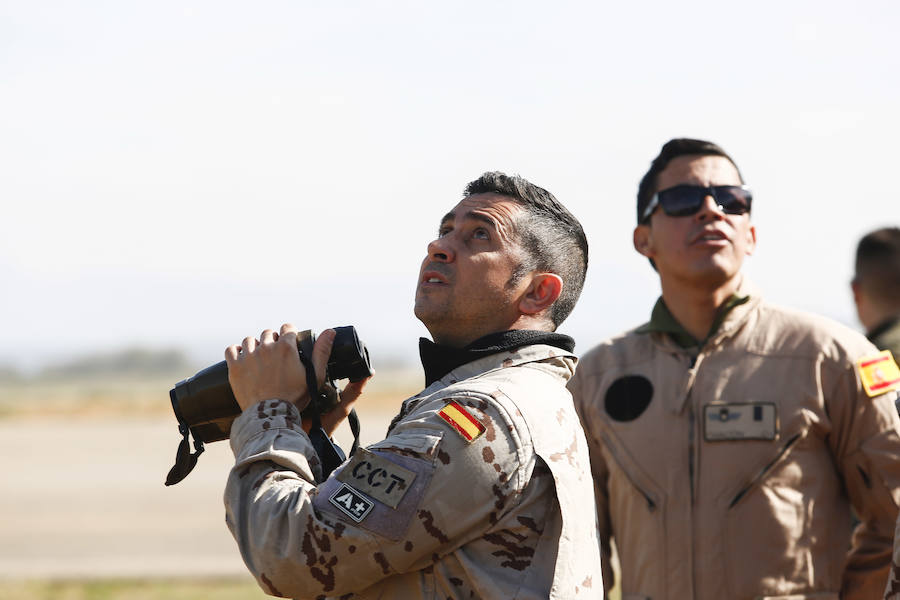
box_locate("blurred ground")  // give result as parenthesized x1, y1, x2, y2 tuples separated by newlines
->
(0, 577, 271, 599)
(0, 369, 621, 600)
(0, 370, 417, 580)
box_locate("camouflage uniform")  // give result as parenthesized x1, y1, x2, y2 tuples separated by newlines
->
(224, 343, 602, 599)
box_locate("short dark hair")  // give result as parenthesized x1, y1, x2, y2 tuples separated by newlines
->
(637, 138, 744, 224)
(464, 171, 588, 328)
(855, 227, 900, 305)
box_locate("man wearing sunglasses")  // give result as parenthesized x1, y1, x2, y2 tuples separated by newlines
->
(568, 138, 900, 600)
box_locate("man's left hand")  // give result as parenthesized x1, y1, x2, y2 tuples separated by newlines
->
(225, 324, 336, 412)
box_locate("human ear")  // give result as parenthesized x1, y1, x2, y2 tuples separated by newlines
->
(633, 225, 654, 258)
(519, 273, 563, 315)
(745, 224, 757, 256)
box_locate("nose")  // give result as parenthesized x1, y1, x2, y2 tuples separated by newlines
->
(695, 194, 725, 222)
(426, 235, 455, 263)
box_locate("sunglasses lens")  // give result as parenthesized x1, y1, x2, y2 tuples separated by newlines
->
(657, 185, 706, 217)
(656, 185, 752, 218)
(715, 186, 752, 214)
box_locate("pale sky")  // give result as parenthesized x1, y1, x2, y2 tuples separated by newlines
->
(2, 1, 899, 372)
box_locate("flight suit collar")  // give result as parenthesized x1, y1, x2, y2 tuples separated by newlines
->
(636, 277, 760, 352)
(638, 278, 763, 416)
(867, 315, 900, 344)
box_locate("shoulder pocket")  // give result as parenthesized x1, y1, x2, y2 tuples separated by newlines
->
(370, 428, 444, 463)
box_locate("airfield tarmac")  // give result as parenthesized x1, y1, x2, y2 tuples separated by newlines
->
(0, 411, 396, 580)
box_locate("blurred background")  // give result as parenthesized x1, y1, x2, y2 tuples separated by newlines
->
(1, 0, 898, 598)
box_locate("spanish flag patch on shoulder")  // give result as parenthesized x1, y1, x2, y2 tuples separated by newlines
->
(857, 350, 900, 397)
(438, 400, 485, 442)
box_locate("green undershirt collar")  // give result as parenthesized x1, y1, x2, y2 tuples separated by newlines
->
(637, 293, 751, 349)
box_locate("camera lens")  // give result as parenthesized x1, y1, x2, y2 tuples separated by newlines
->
(328, 326, 373, 382)
(170, 360, 239, 443)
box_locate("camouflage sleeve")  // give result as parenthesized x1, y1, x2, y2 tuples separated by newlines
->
(824, 362, 900, 600)
(224, 393, 531, 598)
(568, 370, 615, 596)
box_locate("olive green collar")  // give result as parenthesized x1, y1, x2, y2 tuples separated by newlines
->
(637, 293, 751, 348)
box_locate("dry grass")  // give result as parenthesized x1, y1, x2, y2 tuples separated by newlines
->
(0, 577, 620, 599)
(0, 368, 422, 420)
(0, 577, 269, 600)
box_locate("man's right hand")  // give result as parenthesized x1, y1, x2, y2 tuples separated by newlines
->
(320, 375, 372, 436)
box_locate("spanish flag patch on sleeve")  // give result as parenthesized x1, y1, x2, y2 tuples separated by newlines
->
(438, 400, 486, 442)
(857, 350, 900, 397)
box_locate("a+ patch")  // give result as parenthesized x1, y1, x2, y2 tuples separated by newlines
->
(328, 483, 374, 523)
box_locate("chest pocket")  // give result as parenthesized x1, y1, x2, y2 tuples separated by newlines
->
(719, 413, 830, 597)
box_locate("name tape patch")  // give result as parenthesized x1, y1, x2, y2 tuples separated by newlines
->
(336, 449, 417, 509)
(704, 403, 778, 441)
(437, 400, 485, 443)
(328, 483, 374, 522)
(858, 350, 900, 397)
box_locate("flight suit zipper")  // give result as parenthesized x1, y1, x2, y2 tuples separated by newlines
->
(600, 431, 657, 511)
(681, 352, 703, 502)
(728, 431, 804, 508)
(683, 351, 703, 600)
(688, 403, 695, 504)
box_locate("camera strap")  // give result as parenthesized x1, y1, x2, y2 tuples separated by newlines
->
(347, 409, 361, 456)
(165, 420, 205, 486)
(298, 339, 361, 481)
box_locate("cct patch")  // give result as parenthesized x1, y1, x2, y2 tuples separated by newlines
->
(605, 375, 653, 422)
(336, 449, 417, 508)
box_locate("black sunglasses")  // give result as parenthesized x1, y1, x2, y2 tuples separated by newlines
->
(641, 184, 752, 223)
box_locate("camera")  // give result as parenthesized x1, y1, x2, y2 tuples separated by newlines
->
(165, 325, 372, 486)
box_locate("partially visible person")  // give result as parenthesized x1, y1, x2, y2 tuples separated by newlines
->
(853, 227, 900, 362)
(569, 138, 900, 600)
(864, 227, 900, 600)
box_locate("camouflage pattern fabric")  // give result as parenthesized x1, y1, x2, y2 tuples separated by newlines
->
(888, 558, 900, 600)
(224, 344, 602, 599)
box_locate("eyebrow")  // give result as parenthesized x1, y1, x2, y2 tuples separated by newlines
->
(439, 211, 455, 228)
(439, 210, 498, 230)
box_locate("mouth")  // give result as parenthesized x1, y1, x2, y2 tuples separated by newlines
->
(420, 268, 450, 286)
(690, 229, 729, 245)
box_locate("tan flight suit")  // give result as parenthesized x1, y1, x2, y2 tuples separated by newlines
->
(877, 318, 900, 599)
(569, 282, 900, 600)
(224, 344, 602, 599)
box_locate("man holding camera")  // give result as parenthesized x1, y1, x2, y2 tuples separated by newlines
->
(568, 138, 900, 599)
(222, 172, 601, 599)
